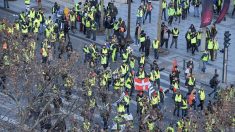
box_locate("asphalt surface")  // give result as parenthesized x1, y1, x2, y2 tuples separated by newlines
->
(0, 8, 217, 131)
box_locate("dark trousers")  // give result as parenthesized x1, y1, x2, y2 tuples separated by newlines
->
(64, 32, 70, 42)
(182, 108, 187, 117)
(161, 39, 168, 48)
(170, 37, 178, 48)
(139, 42, 145, 52)
(197, 100, 204, 110)
(162, 9, 167, 21)
(154, 49, 159, 59)
(92, 30, 96, 41)
(125, 104, 130, 114)
(209, 49, 214, 60)
(4, 0, 9, 8)
(145, 11, 151, 23)
(232, 6, 235, 16)
(168, 16, 173, 25)
(86, 28, 91, 38)
(145, 48, 150, 57)
(191, 44, 197, 55)
(186, 40, 191, 52)
(173, 102, 181, 116)
(42, 56, 48, 63)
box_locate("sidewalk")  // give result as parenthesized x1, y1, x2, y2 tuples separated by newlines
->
(1, 0, 234, 85)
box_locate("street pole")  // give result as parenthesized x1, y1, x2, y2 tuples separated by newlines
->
(222, 31, 231, 83)
(99, 0, 105, 33)
(157, 0, 163, 41)
(222, 45, 228, 83)
(200, 28, 206, 51)
(125, 0, 133, 44)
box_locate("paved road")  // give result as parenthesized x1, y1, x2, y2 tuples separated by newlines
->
(0, 6, 220, 131)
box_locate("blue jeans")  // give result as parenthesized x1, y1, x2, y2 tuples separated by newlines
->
(136, 17, 143, 25)
(202, 61, 207, 72)
(154, 49, 159, 59)
(145, 11, 151, 23)
(194, 7, 199, 17)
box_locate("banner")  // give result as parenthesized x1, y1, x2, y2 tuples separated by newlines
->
(112, 92, 125, 106)
(134, 78, 151, 91)
(200, 0, 214, 27)
(215, 0, 230, 24)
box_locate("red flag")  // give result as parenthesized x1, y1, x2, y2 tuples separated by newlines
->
(134, 78, 151, 91)
(200, 0, 213, 27)
(215, 0, 230, 24)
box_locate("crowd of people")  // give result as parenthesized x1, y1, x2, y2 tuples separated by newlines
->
(0, 0, 235, 131)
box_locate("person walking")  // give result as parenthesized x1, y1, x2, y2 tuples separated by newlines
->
(201, 50, 209, 73)
(136, 6, 144, 25)
(135, 23, 141, 46)
(24, 0, 31, 12)
(162, 0, 167, 21)
(145, 1, 153, 23)
(193, 0, 200, 17)
(207, 38, 214, 61)
(139, 30, 146, 52)
(173, 91, 182, 117)
(145, 36, 151, 58)
(170, 27, 179, 49)
(4, 0, 9, 8)
(197, 88, 206, 110)
(161, 26, 170, 49)
(191, 32, 197, 55)
(152, 39, 159, 59)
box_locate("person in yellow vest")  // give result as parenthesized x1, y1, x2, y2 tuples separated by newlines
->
(91, 20, 97, 41)
(21, 22, 28, 41)
(201, 50, 209, 73)
(166, 123, 174, 132)
(50, 31, 57, 54)
(139, 54, 145, 67)
(83, 119, 90, 131)
(170, 27, 179, 49)
(186, 74, 196, 94)
(29, 8, 35, 22)
(139, 30, 146, 52)
(125, 73, 134, 95)
(44, 26, 51, 39)
(191, 32, 197, 55)
(176, 6, 182, 23)
(152, 39, 159, 59)
(181, 96, 188, 117)
(24, 0, 31, 12)
(70, 11, 76, 33)
(123, 92, 130, 114)
(185, 29, 192, 52)
(117, 102, 125, 115)
(213, 38, 219, 60)
(129, 57, 135, 71)
(137, 67, 146, 79)
(197, 87, 206, 110)
(136, 6, 144, 25)
(207, 38, 214, 61)
(151, 91, 160, 109)
(174, 91, 182, 117)
(83, 45, 90, 63)
(147, 119, 155, 131)
(162, 0, 167, 21)
(168, 6, 175, 26)
(64, 75, 74, 100)
(154, 67, 161, 89)
(101, 54, 108, 69)
(41, 45, 48, 63)
(176, 118, 184, 131)
(85, 17, 91, 38)
(196, 30, 202, 48)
